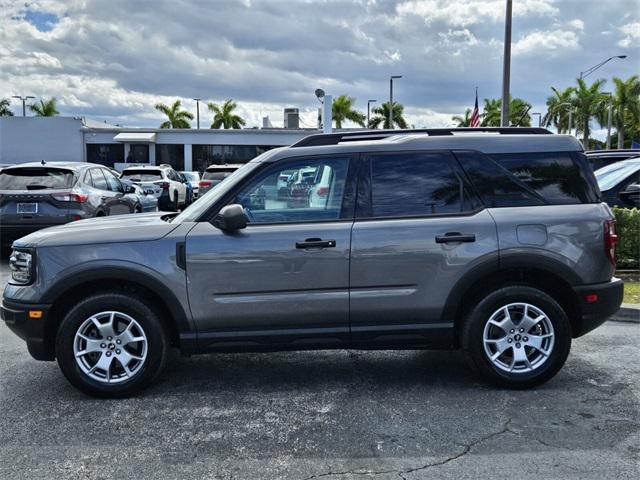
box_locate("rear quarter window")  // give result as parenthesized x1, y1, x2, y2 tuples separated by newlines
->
(0, 168, 75, 190)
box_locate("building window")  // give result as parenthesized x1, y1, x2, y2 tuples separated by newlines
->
(156, 144, 184, 170)
(86, 144, 124, 167)
(192, 145, 277, 173)
(128, 144, 149, 164)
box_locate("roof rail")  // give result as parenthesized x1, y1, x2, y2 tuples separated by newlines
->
(291, 127, 552, 148)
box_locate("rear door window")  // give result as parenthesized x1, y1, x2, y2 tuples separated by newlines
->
(0, 168, 75, 190)
(103, 169, 123, 192)
(365, 152, 479, 218)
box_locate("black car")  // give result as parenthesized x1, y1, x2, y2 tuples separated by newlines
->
(585, 149, 640, 170)
(0, 161, 140, 247)
(595, 157, 640, 208)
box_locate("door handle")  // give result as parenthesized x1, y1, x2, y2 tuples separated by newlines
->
(296, 238, 336, 249)
(435, 232, 476, 243)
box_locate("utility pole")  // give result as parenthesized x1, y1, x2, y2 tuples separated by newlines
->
(12, 95, 35, 117)
(193, 98, 201, 129)
(389, 76, 402, 129)
(367, 99, 376, 128)
(500, 0, 512, 127)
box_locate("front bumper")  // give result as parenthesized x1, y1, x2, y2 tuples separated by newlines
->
(1, 299, 54, 360)
(572, 277, 624, 337)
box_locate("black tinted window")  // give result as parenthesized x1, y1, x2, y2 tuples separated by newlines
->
(0, 168, 75, 190)
(369, 152, 477, 217)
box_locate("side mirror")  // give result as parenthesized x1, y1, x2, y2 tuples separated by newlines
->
(213, 204, 248, 231)
(124, 184, 136, 194)
(620, 183, 640, 207)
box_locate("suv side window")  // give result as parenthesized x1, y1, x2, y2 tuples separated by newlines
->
(365, 152, 478, 218)
(89, 168, 109, 191)
(103, 169, 123, 192)
(232, 157, 350, 224)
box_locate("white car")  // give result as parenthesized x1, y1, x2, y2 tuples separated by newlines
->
(308, 164, 335, 208)
(120, 164, 187, 211)
(180, 171, 201, 199)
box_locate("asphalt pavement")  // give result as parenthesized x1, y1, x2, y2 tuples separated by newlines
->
(0, 260, 638, 479)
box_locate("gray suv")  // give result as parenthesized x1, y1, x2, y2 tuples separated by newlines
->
(1, 128, 624, 397)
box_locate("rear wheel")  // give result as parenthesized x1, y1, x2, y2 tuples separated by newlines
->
(462, 286, 571, 388)
(172, 191, 179, 211)
(55, 292, 168, 397)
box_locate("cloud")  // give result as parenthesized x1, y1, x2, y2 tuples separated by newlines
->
(512, 29, 582, 56)
(618, 21, 640, 48)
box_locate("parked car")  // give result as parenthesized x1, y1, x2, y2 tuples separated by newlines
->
(199, 164, 243, 196)
(180, 171, 201, 199)
(120, 164, 187, 211)
(595, 157, 640, 208)
(179, 172, 194, 206)
(120, 179, 159, 212)
(1, 128, 623, 397)
(0, 163, 14, 172)
(0, 161, 140, 248)
(308, 164, 334, 208)
(585, 149, 640, 170)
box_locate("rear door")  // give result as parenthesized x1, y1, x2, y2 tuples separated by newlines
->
(88, 168, 119, 215)
(349, 151, 499, 346)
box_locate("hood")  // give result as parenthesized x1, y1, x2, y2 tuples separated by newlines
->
(14, 212, 181, 248)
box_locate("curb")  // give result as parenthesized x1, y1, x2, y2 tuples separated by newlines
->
(610, 304, 640, 324)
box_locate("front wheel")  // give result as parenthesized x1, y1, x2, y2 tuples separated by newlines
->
(55, 292, 168, 397)
(462, 286, 571, 389)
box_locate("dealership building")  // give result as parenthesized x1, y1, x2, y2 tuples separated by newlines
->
(0, 116, 320, 172)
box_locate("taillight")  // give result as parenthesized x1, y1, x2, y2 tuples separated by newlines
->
(199, 181, 212, 187)
(158, 182, 170, 190)
(316, 186, 329, 197)
(51, 192, 88, 203)
(604, 219, 617, 266)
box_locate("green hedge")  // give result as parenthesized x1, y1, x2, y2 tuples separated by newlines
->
(613, 207, 640, 270)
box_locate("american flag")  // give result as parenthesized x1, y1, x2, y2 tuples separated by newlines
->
(470, 89, 480, 128)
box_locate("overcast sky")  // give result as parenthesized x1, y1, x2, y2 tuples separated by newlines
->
(0, 0, 638, 135)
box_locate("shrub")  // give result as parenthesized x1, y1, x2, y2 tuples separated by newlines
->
(613, 207, 640, 269)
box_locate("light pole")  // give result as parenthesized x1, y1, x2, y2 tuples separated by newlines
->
(12, 95, 35, 117)
(193, 98, 201, 129)
(559, 102, 574, 135)
(367, 99, 376, 128)
(500, 0, 512, 127)
(579, 55, 626, 79)
(603, 92, 613, 150)
(531, 112, 542, 127)
(389, 75, 402, 129)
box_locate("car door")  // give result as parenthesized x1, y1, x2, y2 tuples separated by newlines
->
(89, 168, 119, 215)
(185, 155, 355, 350)
(349, 151, 499, 346)
(102, 168, 133, 214)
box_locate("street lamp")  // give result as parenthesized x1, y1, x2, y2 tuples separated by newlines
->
(559, 102, 574, 135)
(367, 99, 376, 129)
(579, 55, 626, 79)
(12, 95, 35, 117)
(193, 98, 201, 129)
(603, 92, 613, 150)
(501, 0, 513, 127)
(531, 112, 542, 127)
(389, 75, 402, 129)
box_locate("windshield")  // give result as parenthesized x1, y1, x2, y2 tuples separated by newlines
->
(121, 170, 163, 182)
(595, 161, 640, 191)
(173, 162, 259, 223)
(0, 167, 75, 190)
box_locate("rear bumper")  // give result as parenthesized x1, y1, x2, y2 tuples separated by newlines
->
(572, 277, 624, 337)
(1, 299, 54, 360)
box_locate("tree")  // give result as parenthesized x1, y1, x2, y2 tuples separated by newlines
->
(369, 101, 408, 129)
(208, 99, 246, 129)
(611, 75, 640, 149)
(543, 86, 575, 134)
(573, 78, 607, 148)
(451, 108, 472, 127)
(29, 97, 59, 117)
(481, 96, 531, 127)
(155, 100, 193, 128)
(0, 98, 14, 116)
(331, 95, 365, 128)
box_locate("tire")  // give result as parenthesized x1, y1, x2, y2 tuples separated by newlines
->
(172, 191, 179, 211)
(462, 286, 571, 389)
(134, 205, 142, 214)
(55, 292, 168, 398)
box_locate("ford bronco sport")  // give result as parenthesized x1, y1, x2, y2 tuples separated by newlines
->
(1, 128, 624, 397)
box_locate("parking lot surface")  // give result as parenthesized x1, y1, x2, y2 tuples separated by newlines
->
(0, 260, 638, 480)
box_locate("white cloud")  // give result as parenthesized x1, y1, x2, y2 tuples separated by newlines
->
(513, 29, 581, 56)
(618, 21, 640, 48)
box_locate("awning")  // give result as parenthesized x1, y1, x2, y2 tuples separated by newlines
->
(113, 132, 156, 143)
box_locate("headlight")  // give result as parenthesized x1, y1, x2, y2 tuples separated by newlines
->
(9, 249, 34, 285)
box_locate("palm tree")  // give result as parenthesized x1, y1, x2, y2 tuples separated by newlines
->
(0, 98, 14, 116)
(451, 108, 472, 127)
(155, 100, 193, 128)
(481, 97, 532, 126)
(331, 95, 365, 128)
(543, 86, 575, 133)
(208, 99, 246, 129)
(611, 75, 640, 149)
(29, 97, 59, 117)
(573, 78, 607, 148)
(369, 101, 408, 129)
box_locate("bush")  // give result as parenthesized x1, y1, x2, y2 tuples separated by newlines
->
(613, 207, 640, 269)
